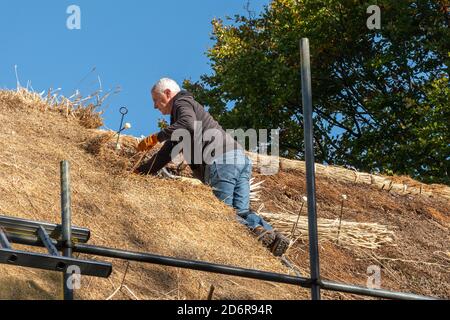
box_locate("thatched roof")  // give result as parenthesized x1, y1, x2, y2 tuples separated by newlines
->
(0, 89, 448, 300)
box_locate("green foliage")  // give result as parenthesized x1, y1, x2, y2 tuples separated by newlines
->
(185, 0, 450, 185)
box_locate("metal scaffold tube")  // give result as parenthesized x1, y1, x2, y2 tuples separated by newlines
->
(72, 243, 436, 300)
(300, 38, 322, 300)
(60, 160, 74, 300)
(73, 243, 312, 287)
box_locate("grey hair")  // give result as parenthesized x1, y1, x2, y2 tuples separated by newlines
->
(151, 78, 181, 95)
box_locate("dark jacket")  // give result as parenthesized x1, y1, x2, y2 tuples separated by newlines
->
(138, 91, 241, 181)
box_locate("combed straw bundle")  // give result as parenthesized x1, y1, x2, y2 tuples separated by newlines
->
(259, 211, 396, 250)
(250, 178, 264, 203)
(247, 153, 450, 201)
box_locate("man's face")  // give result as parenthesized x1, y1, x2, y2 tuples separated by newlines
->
(152, 89, 172, 115)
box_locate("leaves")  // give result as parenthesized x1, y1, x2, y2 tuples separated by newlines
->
(185, 0, 450, 185)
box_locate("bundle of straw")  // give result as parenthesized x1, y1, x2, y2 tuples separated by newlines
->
(250, 178, 264, 203)
(259, 211, 396, 250)
(246, 152, 450, 201)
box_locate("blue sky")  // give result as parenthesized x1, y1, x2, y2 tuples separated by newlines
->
(0, 0, 269, 137)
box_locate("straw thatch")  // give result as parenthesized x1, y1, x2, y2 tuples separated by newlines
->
(258, 210, 396, 250)
(247, 153, 450, 201)
(0, 88, 305, 300)
(0, 88, 448, 300)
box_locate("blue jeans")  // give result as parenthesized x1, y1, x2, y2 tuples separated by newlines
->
(205, 150, 273, 231)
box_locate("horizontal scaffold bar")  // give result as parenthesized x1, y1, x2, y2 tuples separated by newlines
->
(0, 215, 90, 245)
(0, 248, 112, 277)
(73, 243, 436, 300)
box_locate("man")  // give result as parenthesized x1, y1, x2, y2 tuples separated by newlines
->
(135, 78, 289, 256)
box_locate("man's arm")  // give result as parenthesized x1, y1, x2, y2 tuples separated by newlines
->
(157, 100, 196, 142)
(135, 140, 176, 175)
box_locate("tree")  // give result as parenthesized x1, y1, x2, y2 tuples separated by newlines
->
(185, 0, 450, 185)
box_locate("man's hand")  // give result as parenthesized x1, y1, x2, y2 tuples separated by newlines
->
(137, 134, 159, 152)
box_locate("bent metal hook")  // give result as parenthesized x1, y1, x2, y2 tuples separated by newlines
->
(115, 107, 129, 150)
